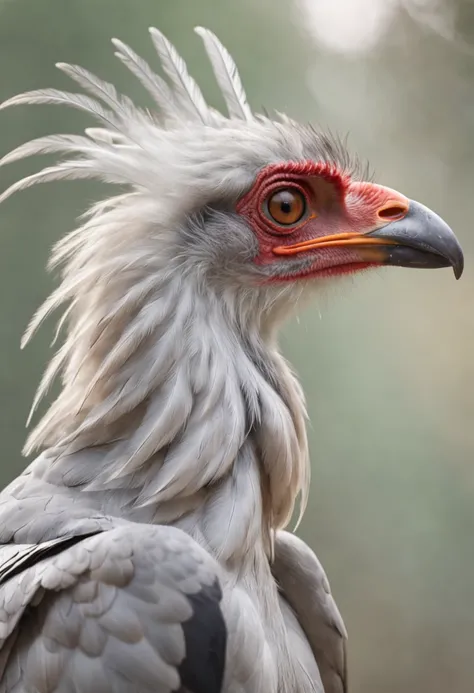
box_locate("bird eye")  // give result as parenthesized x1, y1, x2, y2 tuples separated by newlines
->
(266, 188, 307, 227)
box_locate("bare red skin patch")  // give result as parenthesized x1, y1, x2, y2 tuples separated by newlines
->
(236, 160, 406, 281)
(237, 161, 350, 268)
(237, 160, 348, 234)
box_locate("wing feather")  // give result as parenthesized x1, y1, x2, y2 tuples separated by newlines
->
(272, 531, 348, 693)
(0, 524, 227, 693)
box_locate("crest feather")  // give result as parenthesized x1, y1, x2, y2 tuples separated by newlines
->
(149, 27, 213, 124)
(0, 27, 268, 205)
(111, 38, 179, 120)
(0, 88, 117, 127)
(55, 63, 127, 113)
(194, 27, 253, 122)
(0, 134, 99, 167)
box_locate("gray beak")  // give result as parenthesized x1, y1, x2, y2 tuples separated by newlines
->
(366, 200, 464, 279)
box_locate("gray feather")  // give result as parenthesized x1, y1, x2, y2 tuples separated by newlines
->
(0, 524, 227, 693)
(272, 531, 348, 693)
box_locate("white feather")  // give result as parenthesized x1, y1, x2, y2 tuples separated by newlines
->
(0, 162, 96, 206)
(55, 63, 126, 112)
(195, 27, 253, 122)
(84, 127, 125, 144)
(149, 27, 212, 124)
(0, 134, 102, 167)
(26, 343, 69, 426)
(111, 38, 179, 121)
(0, 89, 117, 128)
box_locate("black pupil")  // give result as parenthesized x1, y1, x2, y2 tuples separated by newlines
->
(267, 189, 305, 226)
(277, 191, 295, 215)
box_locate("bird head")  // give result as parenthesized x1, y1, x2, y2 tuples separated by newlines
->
(235, 160, 463, 283)
(0, 26, 464, 465)
(0, 28, 463, 304)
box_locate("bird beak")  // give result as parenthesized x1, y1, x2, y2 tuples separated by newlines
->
(364, 200, 464, 279)
(273, 198, 464, 279)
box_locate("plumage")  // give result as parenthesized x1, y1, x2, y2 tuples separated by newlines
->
(0, 88, 117, 127)
(194, 27, 253, 121)
(149, 27, 214, 125)
(111, 38, 180, 119)
(0, 24, 463, 693)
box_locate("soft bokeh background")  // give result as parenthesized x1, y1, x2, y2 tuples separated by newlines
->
(0, 0, 473, 690)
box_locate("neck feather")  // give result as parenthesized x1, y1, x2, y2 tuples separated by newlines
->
(27, 212, 309, 564)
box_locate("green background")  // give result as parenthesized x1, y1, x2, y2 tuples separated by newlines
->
(1, 1, 474, 690)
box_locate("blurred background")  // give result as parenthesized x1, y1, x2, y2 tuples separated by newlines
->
(0, 0, 473, 690)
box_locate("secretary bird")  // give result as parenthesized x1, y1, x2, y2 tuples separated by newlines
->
(0, 26, 463, 693)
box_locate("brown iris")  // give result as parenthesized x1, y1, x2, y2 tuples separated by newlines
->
(266, 188, 306, 226)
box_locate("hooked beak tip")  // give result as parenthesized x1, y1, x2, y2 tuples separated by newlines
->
(367, 199, 464, 280)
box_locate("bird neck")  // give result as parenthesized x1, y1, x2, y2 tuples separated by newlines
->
(33, 272, 309, 567)
(165, 283, 310, 567)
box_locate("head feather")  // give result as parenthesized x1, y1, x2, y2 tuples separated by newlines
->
(148, 26, 214, 125)
(194, 26, 253, 122)
(111, 37, 180, 120)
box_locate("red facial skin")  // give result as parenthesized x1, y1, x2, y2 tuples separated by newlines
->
(236, 161, 409, 281)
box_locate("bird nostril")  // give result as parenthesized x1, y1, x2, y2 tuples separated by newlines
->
(378, 204, 408, 221)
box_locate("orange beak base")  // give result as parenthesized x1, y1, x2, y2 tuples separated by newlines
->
(273, 200, 464, 279)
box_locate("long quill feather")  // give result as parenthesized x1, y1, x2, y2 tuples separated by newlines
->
(111, 38, 180, 121)
(195, 26, 253, 122)
(149, 27, 211, 124)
